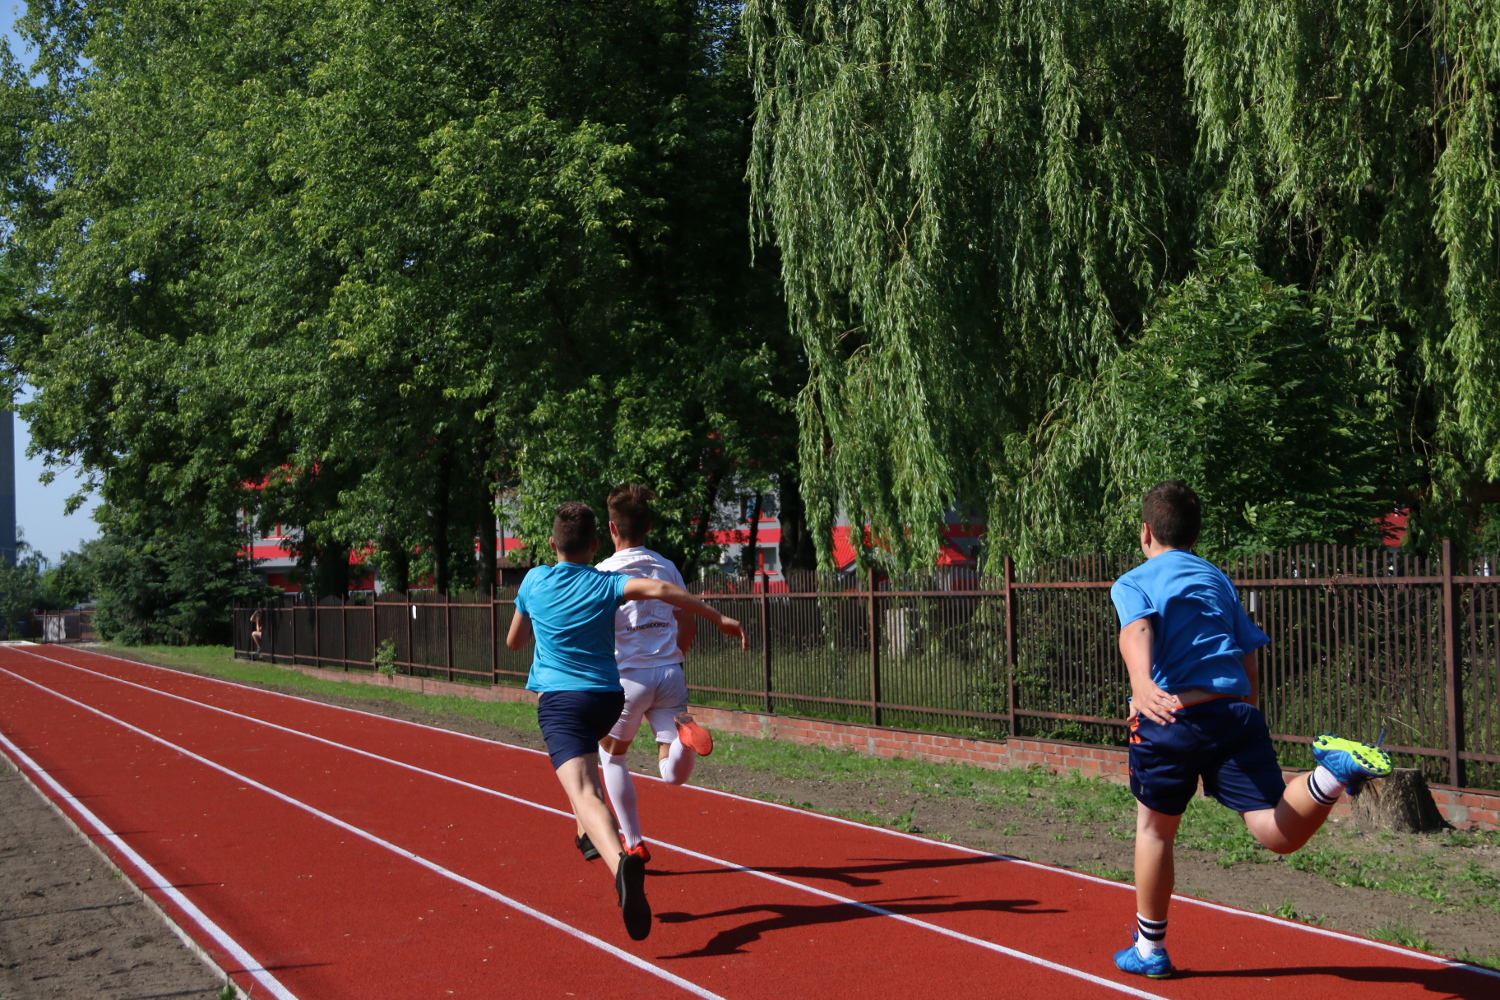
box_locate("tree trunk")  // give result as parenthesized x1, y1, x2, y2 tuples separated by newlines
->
(477, 490, 497, 595)
(741, 491, 762, 582)
(432, 453, 451, 593)
(384, 535, 410, 594)
(315, 539, 350, 599)
(777, 471, 817, 573)
(682, 467, 723, 579)
(1351, 768, 1446, 834)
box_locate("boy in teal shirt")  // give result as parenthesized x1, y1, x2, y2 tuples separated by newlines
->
(1111, 481, 1391, 979)
(506, 501, 746, 941)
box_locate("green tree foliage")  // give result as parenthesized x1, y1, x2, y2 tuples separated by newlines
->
(1007, 246, 1404, 563)
(84, 506, 269, 645)
(0, 531, 50, 634)
(2, 0, 795, 609)
(747, 0, 1500, 567)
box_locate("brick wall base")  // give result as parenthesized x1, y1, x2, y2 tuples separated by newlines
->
(255, 659, 1500, 831)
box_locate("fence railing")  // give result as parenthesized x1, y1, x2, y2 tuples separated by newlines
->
(39, 609, 95, 644)
(235, 540, 1500, 792)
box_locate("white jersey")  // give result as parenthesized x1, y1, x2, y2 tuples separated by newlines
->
(595, 546, 686, 671)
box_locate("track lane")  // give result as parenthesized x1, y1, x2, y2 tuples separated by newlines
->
(1, 651, 1173, 1000)
(10, 645, 1497, 998)
(0, 670, 711, 1000)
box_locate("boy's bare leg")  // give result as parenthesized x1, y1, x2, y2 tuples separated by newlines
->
(1241, 775, 1333, 855)
(1135, 803, 1181, 921)
(555, 755, 623, 875)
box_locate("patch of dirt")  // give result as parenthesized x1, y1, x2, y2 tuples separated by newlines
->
(0, 761, 226, 1000)
(80, 651, 1500, 965)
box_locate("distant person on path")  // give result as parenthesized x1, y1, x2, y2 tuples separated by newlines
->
(505, 501, 746, 941)
(249, 609, 264, 658)
(1111, 480, 1391, 979)
(588, 483, 716, 865)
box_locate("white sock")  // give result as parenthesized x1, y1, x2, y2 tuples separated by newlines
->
(1306, 765, 1345, 806)
(657, 737, 696, 785)
(598, 750, 642, 848)
(1136, 914, 1168, 957)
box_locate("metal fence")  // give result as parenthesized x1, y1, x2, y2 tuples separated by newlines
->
(234, 540, 1500, 792)
(38, 609, 96, 643)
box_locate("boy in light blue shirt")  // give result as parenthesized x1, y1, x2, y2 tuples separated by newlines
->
(506, 501, 746, 941)
(1110, 481, 1391, 980)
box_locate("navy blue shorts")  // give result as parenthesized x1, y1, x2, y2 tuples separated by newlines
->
(536, 690, 626, 770)
(1128, 698, 1285, 816)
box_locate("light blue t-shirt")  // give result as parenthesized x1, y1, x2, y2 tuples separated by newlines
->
(514, 562, 630, 693)
(1109, 549, 1268, 696)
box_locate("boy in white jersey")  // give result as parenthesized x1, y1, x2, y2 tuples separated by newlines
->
(580, 483, 715, 862)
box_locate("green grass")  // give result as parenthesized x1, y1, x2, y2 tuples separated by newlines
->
(1070, 861, 1133, 882)
(1456, 950, 1500, 970)
(1367, 921, 1434, 952)
(99, 645, 541, 734)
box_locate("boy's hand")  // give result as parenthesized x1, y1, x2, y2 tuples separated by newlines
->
(1131, 684, 1182, 725)
(718, 616, 748, 650)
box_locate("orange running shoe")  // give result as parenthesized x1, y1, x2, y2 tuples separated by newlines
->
(674, 712, 714, 756)
(624, 841, 652, 863)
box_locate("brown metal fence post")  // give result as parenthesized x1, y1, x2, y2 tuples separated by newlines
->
(313, 598, 322, 669)
(291, 597, 300, 666)
(1442, 538, 1465, 787)
(869, 565, 882, 726)
(491, 590, 500, 685)
(371, 594, 378, 670)
(760, 576, 772, 714)
(267, 602, 277, 665)
(1004, 555, 1017, 738)
(341, 597, 348, 672)
(445, 595, 454, 681)
(406, 593, 414, 677)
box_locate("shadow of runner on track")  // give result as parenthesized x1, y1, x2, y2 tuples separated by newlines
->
(654, 896, 1062, 957)
(1177, 963, 1497, 997)
(647, 852, 1008, 889)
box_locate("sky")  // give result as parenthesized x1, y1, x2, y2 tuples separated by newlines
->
(5, 6, 103, 562)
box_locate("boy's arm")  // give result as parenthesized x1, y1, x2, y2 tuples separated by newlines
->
(622, 578, 746, 650)
(1242, 649, 1259, 708)
(1120, 617, 1180, 725)
(674, 608, 697, 653)
(506, 610, 533, 651)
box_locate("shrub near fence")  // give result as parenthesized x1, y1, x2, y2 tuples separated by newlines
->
(236, 540, 1500, 793)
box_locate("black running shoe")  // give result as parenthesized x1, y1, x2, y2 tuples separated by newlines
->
(575, 833, 600, 861)
(616, 852, 651, 941)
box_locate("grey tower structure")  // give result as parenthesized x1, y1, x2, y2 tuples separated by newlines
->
(0, 409, 14, 565)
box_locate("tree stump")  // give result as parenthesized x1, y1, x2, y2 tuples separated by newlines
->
(1350, 768, 1446, 834)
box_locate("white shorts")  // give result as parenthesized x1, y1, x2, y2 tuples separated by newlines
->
(606, 664, 689, 744)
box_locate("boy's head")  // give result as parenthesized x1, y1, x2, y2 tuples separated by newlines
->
(1141, 480, 1201, 551)
(606, 483, 656, 547)
(551, 501, 599, 561)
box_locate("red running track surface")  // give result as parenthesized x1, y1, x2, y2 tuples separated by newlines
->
(0, 643, 1494, 1000)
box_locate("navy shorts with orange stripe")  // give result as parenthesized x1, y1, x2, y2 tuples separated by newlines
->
(1128, 698, 1285, 816)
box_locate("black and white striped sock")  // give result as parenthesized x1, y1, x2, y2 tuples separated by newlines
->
(1136, 914, 1168, 956)
(1306, 765, 1345, 806)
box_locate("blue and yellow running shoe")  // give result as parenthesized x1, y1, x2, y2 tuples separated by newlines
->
(1312, 733, 1393, 794)
(1114, 938, 1173, 980)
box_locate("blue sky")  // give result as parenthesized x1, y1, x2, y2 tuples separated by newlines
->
(5, 5, 103, 562)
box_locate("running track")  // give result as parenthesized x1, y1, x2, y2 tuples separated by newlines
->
(0, 644, 1494, 1000)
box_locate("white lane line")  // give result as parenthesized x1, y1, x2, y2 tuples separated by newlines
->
(10, 656, 1172, 996)
(0, 666, 726, 1000)
(8, 654, 1173, 998)
(0, 730, 299, 1000)
(26, 646, 1500, 981)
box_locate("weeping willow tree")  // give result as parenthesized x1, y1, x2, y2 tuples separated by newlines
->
(748, 0, 1500, 568)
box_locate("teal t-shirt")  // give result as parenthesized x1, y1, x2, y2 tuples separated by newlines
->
(1109, 549, 1268, 695)
(514, 562, 630, 693)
